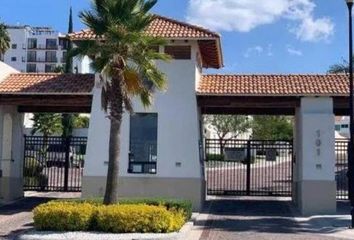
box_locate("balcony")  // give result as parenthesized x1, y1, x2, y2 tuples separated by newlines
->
(27, 44, 58, 50)
(27, 57, 58, 63)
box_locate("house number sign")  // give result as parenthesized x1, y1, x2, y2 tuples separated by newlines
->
(315, 130, 321, 157)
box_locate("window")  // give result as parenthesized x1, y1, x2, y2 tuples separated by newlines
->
(27, 51, 37, 62)
(164, 45, 191, 59)
(45, 51, 57, 62)
(46, 39, 57, 49)
(128, 113, 158, 174)
(26, 64, 37, 73)
(28, 38, 37, 49)
(11, 44, 17, 49)
(62, 51, 67, 63)
(45, 64, 56, 73)
(341, 124, 349, 129)
(11, 57, 16, 62)
(335, 125, 341, 131)
(59, 38, 69, 50)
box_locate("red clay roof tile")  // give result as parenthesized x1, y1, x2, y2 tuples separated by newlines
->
(0, 73, 94, 94)
(198, 74, 349, 96)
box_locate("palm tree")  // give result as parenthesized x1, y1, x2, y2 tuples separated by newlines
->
(0, 23, 10, 61)
(71, 0, 170, 204)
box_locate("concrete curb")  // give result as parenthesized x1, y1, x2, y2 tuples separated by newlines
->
(17, 215, 198, 240)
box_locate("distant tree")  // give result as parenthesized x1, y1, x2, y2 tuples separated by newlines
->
(0, 23, 10, 61)
(73, 115, 90, 128)
(251, 116, 293, 140)
(31, 113, 62, 137)
(328, 58, 353, 74)
(204, 115, 250, 152)
(61, 7, 75, 138)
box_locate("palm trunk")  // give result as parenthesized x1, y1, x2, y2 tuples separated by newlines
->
(103, 75, 124, 205)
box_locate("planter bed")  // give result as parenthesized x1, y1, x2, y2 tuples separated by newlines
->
(18, 221, 194, 240)
(19, 199, 194, 240)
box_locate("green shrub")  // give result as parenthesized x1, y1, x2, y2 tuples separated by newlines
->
(95, 204, 185, 233)
(33, 201, 186, 233)
(24, 174, 48, 185)
(206, 153, 224, 161)
(24, 158, 43, 177)
(33, 202, 95, 231)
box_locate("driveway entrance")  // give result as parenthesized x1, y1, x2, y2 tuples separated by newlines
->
(198, 197, 352, 240)
(205, 139, 293, 197)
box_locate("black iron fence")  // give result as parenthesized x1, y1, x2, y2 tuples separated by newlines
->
(23, 136, 87, 192)
(336, 139, 349, 200)
(204, 139, 293, 197)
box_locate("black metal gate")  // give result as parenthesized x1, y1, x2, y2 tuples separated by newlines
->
(23, 136, 87, 192)
(205, 139, 293, 196)
(336, 139, 349, 200)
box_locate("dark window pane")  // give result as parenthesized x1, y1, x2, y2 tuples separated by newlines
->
(129, 113, 158, 174)
(28, 38, 37, 49)
(164, 45, 191, 59)
(46, 39, 57, 49)
(26, 64, 36, 72)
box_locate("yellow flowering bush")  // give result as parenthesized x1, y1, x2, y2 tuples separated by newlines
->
(33, 201, 186, 233)
(33, 202, 96, 231)
(95, 204, 185, 233)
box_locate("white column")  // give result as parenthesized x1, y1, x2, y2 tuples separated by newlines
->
(294, 97, 336, 215)
(0, 106, 24, 202)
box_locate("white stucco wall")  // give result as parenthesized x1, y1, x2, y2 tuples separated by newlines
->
(84, 41, 202, 180)
(0, 62, 18, 81)
(296, 97, 335, 181)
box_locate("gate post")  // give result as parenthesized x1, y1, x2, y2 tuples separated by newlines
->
(64, 137, 71, 192)
(246, 140, 251, 195)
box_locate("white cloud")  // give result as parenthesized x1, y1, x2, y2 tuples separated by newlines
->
(187, 0, 334, 42)
(243, 46, 264, 58)
(243, 44, 274, 58)
(286, 45, 303, 56)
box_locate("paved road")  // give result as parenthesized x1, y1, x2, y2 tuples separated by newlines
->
(0, 197, 52, 240)
(198, 197, 353, 240)
(0, 192, 80, 240)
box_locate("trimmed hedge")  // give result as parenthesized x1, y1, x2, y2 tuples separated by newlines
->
(65, 198, 192, 221)
(33, 200, 189, 233)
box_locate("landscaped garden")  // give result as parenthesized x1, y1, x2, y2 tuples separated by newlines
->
(32, 199, 192, 234)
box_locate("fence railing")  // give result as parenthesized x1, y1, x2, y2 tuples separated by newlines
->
(335, 139, 349, 200)
(23, 135, 87, 192)
(204, 139, 293, 197)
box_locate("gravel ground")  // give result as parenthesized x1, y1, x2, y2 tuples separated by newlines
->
(198, 197, 354, 240)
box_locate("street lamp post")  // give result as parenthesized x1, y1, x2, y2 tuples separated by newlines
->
(346, 0, 354, 229)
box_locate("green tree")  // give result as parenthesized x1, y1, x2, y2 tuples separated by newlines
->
(0, 23, 10, 61)
(73, 115, 90, 128)
(31, 113, 63, 137)
(204, 115, 250, 152)
(71, 0, 170, 204)
(251, 116, 293, 140)
(328, 58, 350, 74)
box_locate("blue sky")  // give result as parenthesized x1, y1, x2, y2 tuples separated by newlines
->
(0, 0, 350, 74)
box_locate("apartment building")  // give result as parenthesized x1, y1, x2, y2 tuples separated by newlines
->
(3, 25, 69, 73)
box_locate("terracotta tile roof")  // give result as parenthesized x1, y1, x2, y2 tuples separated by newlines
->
(68, 15, 223, 69)
(69, 15, 219, 40)
(198, 74, 350, 96)
(0, 73, 95, 95)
